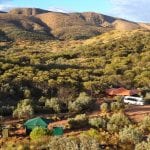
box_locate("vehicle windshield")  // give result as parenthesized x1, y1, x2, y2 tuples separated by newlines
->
(125, 97, 144, 102)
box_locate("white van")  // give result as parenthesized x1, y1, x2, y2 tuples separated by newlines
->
(123, 96, 144, 105)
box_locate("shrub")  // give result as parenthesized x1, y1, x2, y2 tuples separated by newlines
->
(89, 117, 107, 129)
(38, 96, 47, 106)
(68, 102, 82, 113)
(135, 141, 150, 150)
(114, 96, 123, 102)
(46, 135, 100, 150)
(23, 88, 31, 99)
(68, 114, 88, 129)
(139, 115, 150, 132)
(100, 103, 109, 113)
(83, 129, 100, 140)
(68, 92, 93, 113)
(1, 140, 30, 150)
(47, 136, 80, 150)
(13, 99, 34, 118)
(107, 113, 131, 133)
(30, 127, 49, 141)
(84, 129, 119, 146)
(79, 134, 100, 150)
(119, 125, 142, 144)
(143, 92, 150, 104)
(45, 97, 61, 113)
(110, 102, 123, 112)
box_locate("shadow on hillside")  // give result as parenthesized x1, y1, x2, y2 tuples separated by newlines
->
(0, 58, 92, 70)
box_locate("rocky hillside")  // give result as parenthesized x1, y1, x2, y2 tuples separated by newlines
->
(0, 8, 149, 41)
(8, 8, 50, 16)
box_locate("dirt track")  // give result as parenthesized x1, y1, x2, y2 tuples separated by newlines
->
(125, 105, 150, 122)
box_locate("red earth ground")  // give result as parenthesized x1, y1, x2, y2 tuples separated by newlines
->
(125, 105, 150, 122)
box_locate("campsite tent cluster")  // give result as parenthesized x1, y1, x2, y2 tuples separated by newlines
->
(24, 117, 63, 136)
(106, 88, 139, 96)
(24, 117, 51, 130)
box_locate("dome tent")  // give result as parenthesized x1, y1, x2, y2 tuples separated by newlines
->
(24, 117, 51, 131)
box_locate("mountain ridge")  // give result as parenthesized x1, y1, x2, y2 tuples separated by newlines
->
(0, 8, 149, 41)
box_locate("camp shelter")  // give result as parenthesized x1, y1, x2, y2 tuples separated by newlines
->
(24, 117, 51, 131)
(52, 127, 64, 136)
(48, 120, 65, 136)
(106, 88, 139, 96)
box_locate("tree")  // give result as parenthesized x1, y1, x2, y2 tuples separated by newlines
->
(13, 99, 34, 118)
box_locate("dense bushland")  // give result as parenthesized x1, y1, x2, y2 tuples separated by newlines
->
(0, 30, 149, 116)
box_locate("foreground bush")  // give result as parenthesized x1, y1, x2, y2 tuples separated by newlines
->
(79, 135, 100, 150)
(135, 141, 150, 150)
(1, 141, 30, 150)
(119, 125, 142, 144)
(107, 113, 131, 133)
(89, 117, 107, 129)
(30, 127, 49, 141)
(139, 115, 150, 132)
(46, 135, 100, 150)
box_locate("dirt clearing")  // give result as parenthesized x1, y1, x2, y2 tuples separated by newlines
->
(125, 105, 150, 122)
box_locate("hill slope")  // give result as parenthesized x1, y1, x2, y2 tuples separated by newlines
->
(8, 8, 50, 16)
(0, 30, 149, 106)
(0, 8, 149, 41)
(0, 13, 53, 41)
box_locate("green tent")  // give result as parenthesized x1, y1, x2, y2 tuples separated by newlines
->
(52, 127, 64, 136)
(24, 117, 51, 130)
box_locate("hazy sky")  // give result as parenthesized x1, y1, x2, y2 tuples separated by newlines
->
(0, 0, 149, 22)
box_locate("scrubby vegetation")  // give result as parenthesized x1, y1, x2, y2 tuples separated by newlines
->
(0, 30, 149, 117)
(0, 29, 149, 149)
(1, 112, 150, 149)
